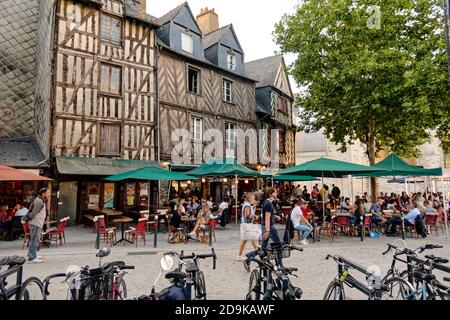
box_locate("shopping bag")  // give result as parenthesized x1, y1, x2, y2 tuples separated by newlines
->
(240, 223, 261, 241)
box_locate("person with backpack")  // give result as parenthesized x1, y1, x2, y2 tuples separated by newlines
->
(236, 193, 258, 261)
(22, 188, 49, 263)
(385, 202, 427, 238)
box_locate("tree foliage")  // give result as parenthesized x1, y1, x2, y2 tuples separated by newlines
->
(274, 0, 450, 160)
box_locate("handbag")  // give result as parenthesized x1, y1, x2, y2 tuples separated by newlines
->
(240, 223, 261, 241)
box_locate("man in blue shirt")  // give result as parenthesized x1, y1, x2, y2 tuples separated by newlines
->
(370, 198, 386, 224)
(384, 202, 426, 237)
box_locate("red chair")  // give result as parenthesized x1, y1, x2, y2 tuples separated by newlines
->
(207, 217, 217, 243)
(46, 217, 69, 247)
(22, 221, 30, 249)
(317, 216, 335, 243)
(362, 214, 372, 237)
(335, 215, 350, 236)
(94, 216, 116, 246)
(125, 218, 147, 247)
(425, 213, 440, 236)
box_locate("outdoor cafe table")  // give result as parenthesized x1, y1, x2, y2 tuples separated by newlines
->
(93, 208, 122, 226)
(113, 216, 134, 246)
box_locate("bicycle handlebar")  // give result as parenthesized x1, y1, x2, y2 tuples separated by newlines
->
(424, 255, 449, 264)
(171, 248, 217, 270)
(120, 265, 135, 270)
(444, 277, 450, 282)
(382, 243, 442, 256)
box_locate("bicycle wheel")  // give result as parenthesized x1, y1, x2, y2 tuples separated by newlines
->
(114, 278, 127, 300)
(194, 271, 207, 300)
(18, 277, 44, 300)
(382, 276, 415, 300)
(246, 269, 262, 300)
(323, 280, 344, 300)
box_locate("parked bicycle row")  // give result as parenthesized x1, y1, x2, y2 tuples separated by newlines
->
(1, 241, 449, 300)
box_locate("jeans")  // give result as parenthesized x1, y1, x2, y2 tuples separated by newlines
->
(372, 215, 383, 224)
(27, 225, 41, 260)
(261, 225, 284, 267)
(294, 223, 312, 240)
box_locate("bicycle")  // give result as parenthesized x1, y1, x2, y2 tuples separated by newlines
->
(43, 248, 134, 300)
(380, 242, 443, 300)
(143, 248, 217, 300)
(0, 256, 44, 300)
(323, 254, 387, 300)
(246, 243, 303, 300)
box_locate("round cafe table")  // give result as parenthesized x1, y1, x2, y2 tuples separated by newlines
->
(113, 217, 134, 246)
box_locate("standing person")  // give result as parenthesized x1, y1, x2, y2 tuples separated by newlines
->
(25, 188, 49, 263)
(290, 200, 313, 245)
(261, 188, 283, 265)
(236, 193, 259, 261)
(331, 184, 341, 202)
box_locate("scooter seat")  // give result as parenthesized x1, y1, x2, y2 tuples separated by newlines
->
(165, 271, 186, 280)
(0, 256, 26, 268)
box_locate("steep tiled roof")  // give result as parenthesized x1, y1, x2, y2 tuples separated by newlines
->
(0, 136, 47, 168)
(124, 0, 160, 26)
(245, 55, 283, 88)
(203, 25, 231, 49)
(156, 2, 187, 25)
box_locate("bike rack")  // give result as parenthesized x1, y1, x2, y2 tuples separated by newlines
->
(0, 265, 23, 300)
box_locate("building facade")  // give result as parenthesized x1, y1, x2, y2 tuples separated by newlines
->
(245, 55, 296, 168)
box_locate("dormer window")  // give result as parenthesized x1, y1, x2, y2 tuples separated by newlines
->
(181, 32, 193, 54)
(227, 54, 236, 71)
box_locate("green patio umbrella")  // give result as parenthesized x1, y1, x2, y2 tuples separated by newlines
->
(186, 159, 260, 224)
(105, 166, 195, 182)
(353, 153, 443, 177)
(272, 175, 319, 182)
(277, 157, 387, 233)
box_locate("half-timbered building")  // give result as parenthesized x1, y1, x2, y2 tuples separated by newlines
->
(245, 55, 296, 168)
(156, 4, 259, 200)
(51, 0, 160, 223)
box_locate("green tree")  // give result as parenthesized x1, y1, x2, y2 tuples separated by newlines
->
(274, 0, 450, 197)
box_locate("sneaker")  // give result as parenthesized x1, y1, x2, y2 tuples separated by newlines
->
(235, 255, 244, 261)
(188, 232, 196, 237)
(37, 255, 43, 259)
(299, 240, 309, 245)
(243, 259, 250, 273)
(28, 258, 43, 264)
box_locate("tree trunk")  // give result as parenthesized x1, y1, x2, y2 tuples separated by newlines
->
(366, 133, 378, 201)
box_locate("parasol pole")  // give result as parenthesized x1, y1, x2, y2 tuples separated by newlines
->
(441, 176, 449, 238)
(235, 174, 238, 224)
(322, 171, 325, 226)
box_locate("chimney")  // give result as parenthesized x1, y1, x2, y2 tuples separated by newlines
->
(132, 0, 146, 16)
(196, 7, 219, 34)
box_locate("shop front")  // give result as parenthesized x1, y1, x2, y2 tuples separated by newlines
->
(55, 157, 160, 224)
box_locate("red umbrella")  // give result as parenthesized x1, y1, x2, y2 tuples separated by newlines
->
(0, 165, 52, 181)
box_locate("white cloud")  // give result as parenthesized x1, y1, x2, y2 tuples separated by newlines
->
(147, 0, 300, 92)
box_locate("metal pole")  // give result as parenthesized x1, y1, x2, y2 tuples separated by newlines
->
(235, 174, 238, 224)
(95, 216, 102, 249)
(322, 172, 325, 226)
(441, 177, 449, 238)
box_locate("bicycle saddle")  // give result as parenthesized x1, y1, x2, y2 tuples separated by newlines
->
(424, 255, 449, 264)
(165, 270, 186, 280)
(102, 261, 125, 269)
(413, 271, 435, 282)
(0, 256, 26, 267)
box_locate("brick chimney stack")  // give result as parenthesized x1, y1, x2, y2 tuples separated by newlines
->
(196, 7, 219, 34)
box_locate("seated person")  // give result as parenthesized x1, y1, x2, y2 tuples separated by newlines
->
(8, 204, 21, 220)
(188, 202, 211, 237)
(385, 202, 426, 237)
(370, 198, 386, 224)
(0, 205, 9, 233)
(14, 204, 29, 217)
(290, 200, 313, 245)
(348, 199, 365, 227)
(315, 202, 332, 225)
(206, 197, 213, 210)
(340, 198, 351, 213)
(170, 205, 183, 229)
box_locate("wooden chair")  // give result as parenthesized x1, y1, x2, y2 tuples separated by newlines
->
(46, 217, 69, 247)
(125, 218, 147, 247)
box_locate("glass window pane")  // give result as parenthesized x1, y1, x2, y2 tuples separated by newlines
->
(181, 33, 193, 53)
(111, 67, 120, 93)
(101, 15, 111, 41)
(101, 66, 109, 92)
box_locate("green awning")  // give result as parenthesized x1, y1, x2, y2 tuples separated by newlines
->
(273, 175, 319, 182)
(169, 164, 200, 172)
(186, 159, 260, 177)
(105, 166, 195, 182)
(277, 157, 388, 178)
(56, 156, 161, 176)
(353, 154, 443, 177)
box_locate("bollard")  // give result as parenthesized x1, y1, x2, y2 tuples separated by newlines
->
(153, 216, 158, 248)
(95, 216, 102, 249)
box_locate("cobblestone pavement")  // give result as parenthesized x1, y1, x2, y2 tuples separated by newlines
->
(0, 224, 449, 300)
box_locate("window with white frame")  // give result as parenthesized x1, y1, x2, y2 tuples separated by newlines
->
(225, 122, 236, 157)
(223, 79, 233, 103)
(227, 54, 236, 71)
(187, 67, 200, 94)
(181, 33, 193, 54)
(191, 117, 203, 142)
